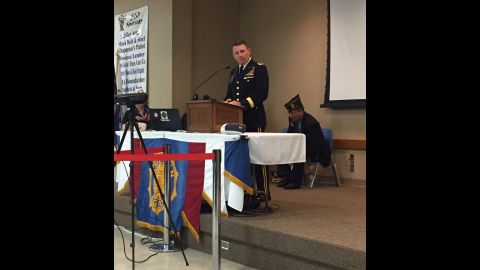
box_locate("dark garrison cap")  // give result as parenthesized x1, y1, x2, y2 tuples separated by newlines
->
(284, 94, 304, 112)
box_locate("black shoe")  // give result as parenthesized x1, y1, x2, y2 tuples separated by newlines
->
(257, 194, 272, 202)
(283, 182, 301, 189)
(255, 192, 272, 201)
(277, 180, 289, 187)
(271, 178, 282, 184)
(272, 174, 287, 184)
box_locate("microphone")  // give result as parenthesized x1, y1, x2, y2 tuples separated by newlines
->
(192, 65, 230, 100)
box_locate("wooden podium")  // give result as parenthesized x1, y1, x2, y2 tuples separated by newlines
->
(186, 100, 243, 132)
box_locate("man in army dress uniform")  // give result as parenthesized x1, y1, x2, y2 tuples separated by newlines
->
(277, 94, 331, 189)
(224, 40, 270, 195)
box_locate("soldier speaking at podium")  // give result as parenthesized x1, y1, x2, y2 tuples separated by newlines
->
(224, 39, 270, 195)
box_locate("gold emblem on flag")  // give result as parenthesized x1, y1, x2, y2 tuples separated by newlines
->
(148, 156, 179, 215)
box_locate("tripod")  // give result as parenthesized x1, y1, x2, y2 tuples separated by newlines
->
(115, 102, 188, 269)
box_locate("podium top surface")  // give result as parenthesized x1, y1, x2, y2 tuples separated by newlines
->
(187, 100, 222, 104)
(186, 99, 245, 109)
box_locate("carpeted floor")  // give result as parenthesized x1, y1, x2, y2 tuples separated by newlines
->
(115, 180, 366, 269)
(227, 184, 366, 252)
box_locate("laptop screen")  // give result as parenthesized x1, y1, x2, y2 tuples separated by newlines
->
(150, 108, 182, 131)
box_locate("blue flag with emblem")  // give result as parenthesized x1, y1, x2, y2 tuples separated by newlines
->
(135, 138, 188, 233)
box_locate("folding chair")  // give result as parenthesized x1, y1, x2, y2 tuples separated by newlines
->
(310, 128, 341, 187)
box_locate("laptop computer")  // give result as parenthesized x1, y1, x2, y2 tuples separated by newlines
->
(150, 108, 182, 131)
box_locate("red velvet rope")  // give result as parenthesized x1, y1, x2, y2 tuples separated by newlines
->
(116, 147, 165, 154)
(114, 153, 215, 161)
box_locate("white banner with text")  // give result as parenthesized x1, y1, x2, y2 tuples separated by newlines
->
(114, 6, 148, 95)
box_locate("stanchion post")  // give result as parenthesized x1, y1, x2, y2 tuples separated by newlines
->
(212, 149, 221, 270)
(163, 144, 171, 246)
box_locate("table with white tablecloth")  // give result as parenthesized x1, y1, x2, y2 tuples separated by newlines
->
(115, 131, 305, 213)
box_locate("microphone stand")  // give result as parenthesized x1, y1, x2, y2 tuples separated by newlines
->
(192, 66, 230, 100)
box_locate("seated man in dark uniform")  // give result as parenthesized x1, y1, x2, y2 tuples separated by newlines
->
(277, 94, 331, 189)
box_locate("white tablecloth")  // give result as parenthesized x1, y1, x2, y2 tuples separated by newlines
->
(244, 132, 306, 165)
(116, 131, 305, 165)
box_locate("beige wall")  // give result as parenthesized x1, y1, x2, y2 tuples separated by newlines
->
(238, 0, 365, 181)
(114, 0, 173, 108)
(172, 0, 192, 115)
(114, 0, 366, 181)
(191, 0, 239, 103)
(239, 0, 365, 137)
